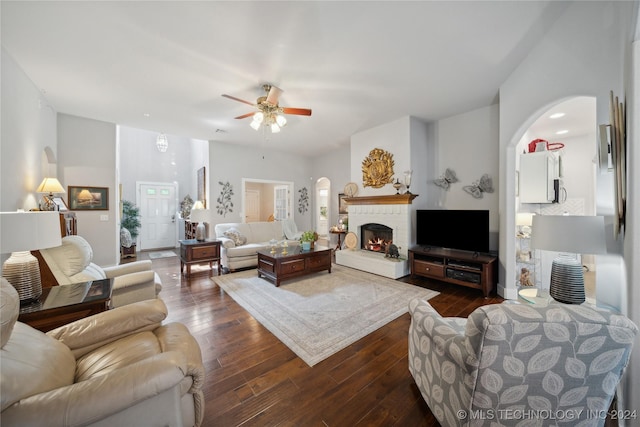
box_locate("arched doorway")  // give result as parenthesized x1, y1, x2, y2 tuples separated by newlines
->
(511, 96, 598, 298)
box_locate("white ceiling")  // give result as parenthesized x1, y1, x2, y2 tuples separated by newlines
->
(2, 1, 592, 157)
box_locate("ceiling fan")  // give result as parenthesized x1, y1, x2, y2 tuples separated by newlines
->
(222, 84, 312, 133)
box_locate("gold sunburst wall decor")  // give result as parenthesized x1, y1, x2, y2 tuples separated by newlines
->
(362, 148, 395, 188)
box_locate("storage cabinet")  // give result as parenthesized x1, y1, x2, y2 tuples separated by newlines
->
(519, 151, 560, 203)
(409, 247, 497, 297)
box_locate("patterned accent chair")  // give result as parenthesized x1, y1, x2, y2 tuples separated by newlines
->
(408, 299, 637, 426)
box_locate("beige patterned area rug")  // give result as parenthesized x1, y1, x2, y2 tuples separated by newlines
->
(214, 265, 439, 366)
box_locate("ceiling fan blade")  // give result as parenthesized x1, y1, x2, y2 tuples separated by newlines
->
(222, 94, 255, 106)
(282, 107, 312, 116)
(266, 85, 283, 105)
(234, 112, 255, 120)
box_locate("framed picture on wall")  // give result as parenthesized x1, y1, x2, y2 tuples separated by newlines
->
(68, 186, 109, 210)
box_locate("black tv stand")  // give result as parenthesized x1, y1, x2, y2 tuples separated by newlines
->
(409, 246, 497, 297)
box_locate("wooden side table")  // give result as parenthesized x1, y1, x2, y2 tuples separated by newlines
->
(330, 229, 347, 250)
(18, 279, 113, 332)
(179, 239, 221, 278)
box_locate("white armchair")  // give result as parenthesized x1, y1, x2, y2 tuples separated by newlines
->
(1, 278, 205, 426)
(39, 235, 162, 307)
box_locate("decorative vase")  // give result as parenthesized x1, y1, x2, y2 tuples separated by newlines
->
(302, 241, 311, 251)
(195, 222, 206, 241)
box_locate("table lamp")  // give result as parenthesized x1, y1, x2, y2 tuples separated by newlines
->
(530, 215, 606, 304)
(1, 211, 62, 303)
(36, 177, 65, 211)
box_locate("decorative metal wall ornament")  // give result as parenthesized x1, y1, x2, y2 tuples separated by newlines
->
(433, 168, 459, 190)
(216, 181, 234, 216)
(298, 187, 309, 214)
(463, 174, 494, 199)
(362, 148, 394, 188)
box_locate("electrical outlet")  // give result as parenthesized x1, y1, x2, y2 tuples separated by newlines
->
(100, 215, 109, 221)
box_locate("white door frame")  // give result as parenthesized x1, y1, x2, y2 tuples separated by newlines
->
(136, 181, 179, 250)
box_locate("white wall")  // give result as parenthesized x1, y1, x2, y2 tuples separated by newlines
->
(118, 126, 207, 206)
(207, 140, 315, 231)
(499, 1, 638, 417)
(0, 48, 58, 212)
(57, 114, 118, 266)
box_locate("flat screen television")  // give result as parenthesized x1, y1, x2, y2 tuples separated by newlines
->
(416, 209, 490, 254)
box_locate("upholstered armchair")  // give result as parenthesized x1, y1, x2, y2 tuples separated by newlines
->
(39, 235, 162, 307)
(1, 278, 205, 426)
(408, 298, 637, 426)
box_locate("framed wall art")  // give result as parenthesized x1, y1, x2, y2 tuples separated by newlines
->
(68, 186, 109, 210)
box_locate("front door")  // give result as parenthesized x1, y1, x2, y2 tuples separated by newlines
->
(138, 182, 178, 250)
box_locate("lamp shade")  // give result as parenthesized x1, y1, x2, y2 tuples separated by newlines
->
(530, 215, 606, 305)
(36, 178, 65, 194)
(530, 215, 606, 254)
(1, 211, 62, 253)
(1, 211, 62, 302)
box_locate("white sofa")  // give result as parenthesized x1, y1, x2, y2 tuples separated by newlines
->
(214, 221, 301, 271)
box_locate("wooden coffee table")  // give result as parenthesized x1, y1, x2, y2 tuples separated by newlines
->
(257, 245, 332, 286)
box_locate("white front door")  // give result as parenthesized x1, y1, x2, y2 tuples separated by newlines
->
(138, 182, 178, 250)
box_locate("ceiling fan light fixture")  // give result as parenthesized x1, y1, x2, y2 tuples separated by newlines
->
(250, 120, 261, 131)
(253, 111, 264, 124)
(276, 114, 287, 127)
(270, 123, 281, 133)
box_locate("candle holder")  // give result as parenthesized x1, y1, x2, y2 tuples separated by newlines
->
(393, 178, 403, 194)
(404, 170, 413, 194)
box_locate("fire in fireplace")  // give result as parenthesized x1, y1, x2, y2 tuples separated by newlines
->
(360, 223, 393, 253)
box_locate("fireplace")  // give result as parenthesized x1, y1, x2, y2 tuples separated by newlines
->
(335, 194, 415, 279)
(361, 223, 393, 252)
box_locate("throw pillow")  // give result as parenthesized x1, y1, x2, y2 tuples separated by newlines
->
(223, 228, 246, 246)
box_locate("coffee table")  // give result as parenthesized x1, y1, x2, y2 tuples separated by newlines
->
(257, 245, 332, 286)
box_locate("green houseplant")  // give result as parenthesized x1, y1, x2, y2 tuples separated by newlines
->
(121, 200, 141, 257)
(300, 230, 318, 250)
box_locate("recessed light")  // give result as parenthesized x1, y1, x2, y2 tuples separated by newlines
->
(550, 113, 565, 119)
(556, 130, 569, 135)
(143, 113, 150, 117)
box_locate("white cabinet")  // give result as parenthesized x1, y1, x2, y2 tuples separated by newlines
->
(519, 151, 559, 203)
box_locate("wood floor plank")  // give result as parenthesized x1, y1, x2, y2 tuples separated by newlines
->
(135, 251, 503, 427)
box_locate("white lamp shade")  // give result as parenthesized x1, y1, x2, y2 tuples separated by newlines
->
(1, 211, 62, 254)
(191, 200, 204, 211)
(516, 213, 534, 227)
(189, 209, 210, 223)
(531, 215, 606, 254)
(36, 178, 65, 194)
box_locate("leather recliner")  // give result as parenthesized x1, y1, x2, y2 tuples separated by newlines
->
(39, 235, 162, 307)
(0, 278, 205, 426)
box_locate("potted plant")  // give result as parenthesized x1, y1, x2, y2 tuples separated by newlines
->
(299, 230, 318, 251)
(121, 200, 141, 258)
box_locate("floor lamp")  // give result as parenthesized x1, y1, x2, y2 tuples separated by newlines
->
(530, 215, 606, 304)
(1, 211, 62, 303)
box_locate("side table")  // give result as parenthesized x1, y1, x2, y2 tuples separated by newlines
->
(18, 279, 113, 332)
(179, 239, 221, 278)
(330, 229, 347, 250)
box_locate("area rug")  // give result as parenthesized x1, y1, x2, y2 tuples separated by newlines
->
(148, 250, 177, 259)
(213, 265, 439, 366)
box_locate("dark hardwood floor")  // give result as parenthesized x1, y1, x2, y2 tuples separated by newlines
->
(136, 250, 503, 427)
